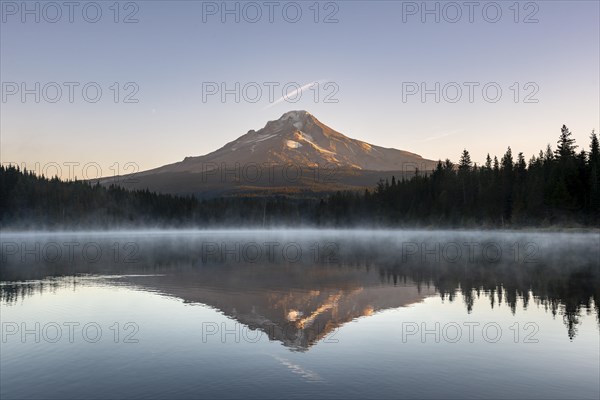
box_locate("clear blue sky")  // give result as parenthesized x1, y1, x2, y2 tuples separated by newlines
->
(1, 1, 599, 178)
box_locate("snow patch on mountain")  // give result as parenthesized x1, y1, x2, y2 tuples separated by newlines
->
(296, 132, 334, 155)
(298, 132, 313, 142)
(231, 133, 279, 151)
(286, 140, 302, 149)
(281, 110, 311, 121)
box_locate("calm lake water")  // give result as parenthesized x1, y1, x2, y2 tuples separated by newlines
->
(1, 230, 599, 399)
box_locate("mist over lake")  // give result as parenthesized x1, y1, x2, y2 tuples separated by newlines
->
(2, 229, 598, 399)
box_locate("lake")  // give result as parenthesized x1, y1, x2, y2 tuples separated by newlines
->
(1, 230, 599, 399)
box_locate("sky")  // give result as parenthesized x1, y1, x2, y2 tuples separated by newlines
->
(1, 0, 599, 179)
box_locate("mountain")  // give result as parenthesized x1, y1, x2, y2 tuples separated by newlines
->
(101, 111, 437, 197)
(148, 110, 436, 173)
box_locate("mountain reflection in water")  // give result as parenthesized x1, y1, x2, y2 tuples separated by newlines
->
(1, 230, 598, 346)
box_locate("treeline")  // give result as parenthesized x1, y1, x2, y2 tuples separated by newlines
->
(319, 125, 600, 227)
(0, 166, 318, 228)
(1, 125, 598, 228)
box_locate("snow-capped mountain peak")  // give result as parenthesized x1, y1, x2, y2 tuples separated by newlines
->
(140, 111, 437, 174)
(280, 110, 312, 120)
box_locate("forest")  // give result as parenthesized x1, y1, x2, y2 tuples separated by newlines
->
(1, 125, 598, 229)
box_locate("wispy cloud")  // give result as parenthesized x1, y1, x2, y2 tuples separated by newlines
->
(262, 79, 327, 110)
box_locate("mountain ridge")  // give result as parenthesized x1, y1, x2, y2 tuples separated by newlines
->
(100, 111, 438, 197)
(137, 110, 437, 175)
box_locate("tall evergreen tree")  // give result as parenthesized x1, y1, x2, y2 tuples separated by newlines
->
(493, 156, 500, 172)
(459, 149, 473, 172)
(544, 144, 554, 162)
(485, 154, 492, 170)
(555, 125, 577, 160)
(589, 130, 600, 222)
(589, 130, 600, 168)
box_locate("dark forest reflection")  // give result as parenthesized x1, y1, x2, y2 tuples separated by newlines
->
(1, 230, 598, 345)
